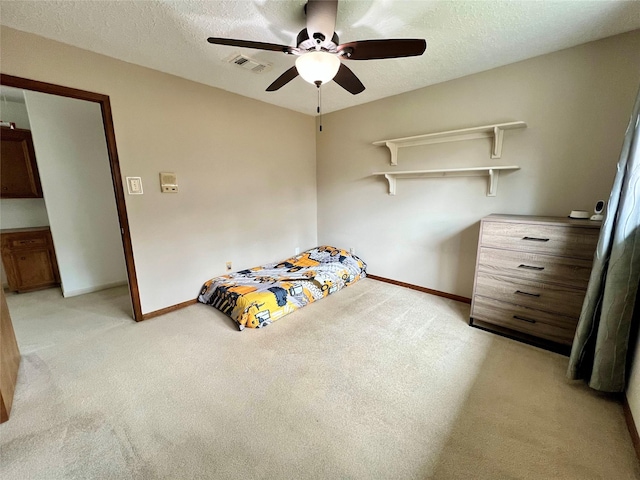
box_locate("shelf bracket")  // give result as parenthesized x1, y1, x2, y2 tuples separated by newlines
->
(492, 126, 505, 159)
(385, 141, 399, 166)
(384, 173, 397, 195)
(488, 168, 498, 196)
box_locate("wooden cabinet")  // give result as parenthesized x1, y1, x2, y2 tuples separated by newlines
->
(1, 227, 60, 293)
(0, 127, 43, 198)
(470, 214, 601, 351)
(0, 289, 21, 423)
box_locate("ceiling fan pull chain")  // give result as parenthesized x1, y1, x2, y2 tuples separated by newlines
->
(317, 82, 323, 132)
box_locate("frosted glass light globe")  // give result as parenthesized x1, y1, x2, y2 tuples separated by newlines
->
(295, 51, 341, 85)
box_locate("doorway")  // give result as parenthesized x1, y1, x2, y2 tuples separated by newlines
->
(0, 74, 142, 321)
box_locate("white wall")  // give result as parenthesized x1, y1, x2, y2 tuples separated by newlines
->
(1, 26, 317, 313)
(317, 30, 640, 299)
(0, 98, 31, 128)
(24, 91, 128, 297)
(0, 199, 49, 229)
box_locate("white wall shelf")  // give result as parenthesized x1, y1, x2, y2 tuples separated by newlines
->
(372, 166, 520, 196)
(372, 121, 527, 165)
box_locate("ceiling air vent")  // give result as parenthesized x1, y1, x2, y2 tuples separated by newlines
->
(226, 54, 272, 74)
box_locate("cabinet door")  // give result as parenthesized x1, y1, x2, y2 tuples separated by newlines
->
(10, 248, 57, 292)
(0, 128, 43, 198)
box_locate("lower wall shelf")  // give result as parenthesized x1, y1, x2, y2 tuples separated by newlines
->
(372, 166, 520, 196)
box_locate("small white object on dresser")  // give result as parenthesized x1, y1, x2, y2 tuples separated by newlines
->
(470, 214, 601, 351)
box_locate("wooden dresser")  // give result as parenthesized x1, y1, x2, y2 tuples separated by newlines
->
(470, 214, 601, 350)
(1, 227, 60, 293)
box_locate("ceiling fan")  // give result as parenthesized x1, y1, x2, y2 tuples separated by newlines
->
(207, 0, 427, 95)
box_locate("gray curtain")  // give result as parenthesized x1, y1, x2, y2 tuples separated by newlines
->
(568, 86, 640, 392)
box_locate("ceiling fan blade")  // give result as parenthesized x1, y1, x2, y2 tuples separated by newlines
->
(207, 37, 297, 55)
(266, 66, 299, 92)
(305, 0, 338, 47)
(338, 39, 427, 60)
(333, 63, 365, 95)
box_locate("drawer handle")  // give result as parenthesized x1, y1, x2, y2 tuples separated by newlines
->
(513, 315, 537, 324)
(515, 290, 541, 297)
(518, 264, 544, 271)
(522, 236, 549, 242)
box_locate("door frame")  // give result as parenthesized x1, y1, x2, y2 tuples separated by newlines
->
(1, 73, 143, 321)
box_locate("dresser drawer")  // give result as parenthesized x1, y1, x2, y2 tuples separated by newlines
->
(471, 296, 578, 345)
(10, 236, 47, 248)
(473, 272, 585, 318)
(477, 247, 592, 289)
(2, 230, 50, 250)
(481, 221, 599, 259)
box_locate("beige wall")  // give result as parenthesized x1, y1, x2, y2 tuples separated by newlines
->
(317, 30, 640, 298)
(0, 26, 317, 313)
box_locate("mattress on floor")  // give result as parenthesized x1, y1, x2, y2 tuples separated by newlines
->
(198, 246, 367, 330)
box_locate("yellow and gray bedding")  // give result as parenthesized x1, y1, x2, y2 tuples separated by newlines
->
(198, 246, 367, 330)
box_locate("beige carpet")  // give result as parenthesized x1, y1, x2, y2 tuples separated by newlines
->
(1, 279, 638, 479)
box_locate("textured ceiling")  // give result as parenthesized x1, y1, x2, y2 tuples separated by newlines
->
(1, 1, 639, 115)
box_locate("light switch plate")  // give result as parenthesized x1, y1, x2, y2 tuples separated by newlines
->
(126, 177, 143, 195)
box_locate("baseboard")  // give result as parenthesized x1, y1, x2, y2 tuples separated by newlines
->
(367, 274, 471, 304)
(62, 281, 128, 298)
(141, 298, 198, 321)
(623, 395, 640, 462)
(141, 277, 470, 321)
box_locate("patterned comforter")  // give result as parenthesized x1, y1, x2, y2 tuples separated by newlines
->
(198, 246, 367, 330)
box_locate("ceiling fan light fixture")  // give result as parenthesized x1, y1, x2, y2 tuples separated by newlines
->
(295, 51, 340, 86)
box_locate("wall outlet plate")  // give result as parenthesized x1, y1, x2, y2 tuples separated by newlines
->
(126, 177, 143, 195)
(161, 185, 178, 193)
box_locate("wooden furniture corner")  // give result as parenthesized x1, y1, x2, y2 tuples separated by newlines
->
(0, 289, 21, 423)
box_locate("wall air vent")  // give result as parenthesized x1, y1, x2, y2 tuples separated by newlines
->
(226, 54, 272, 74)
